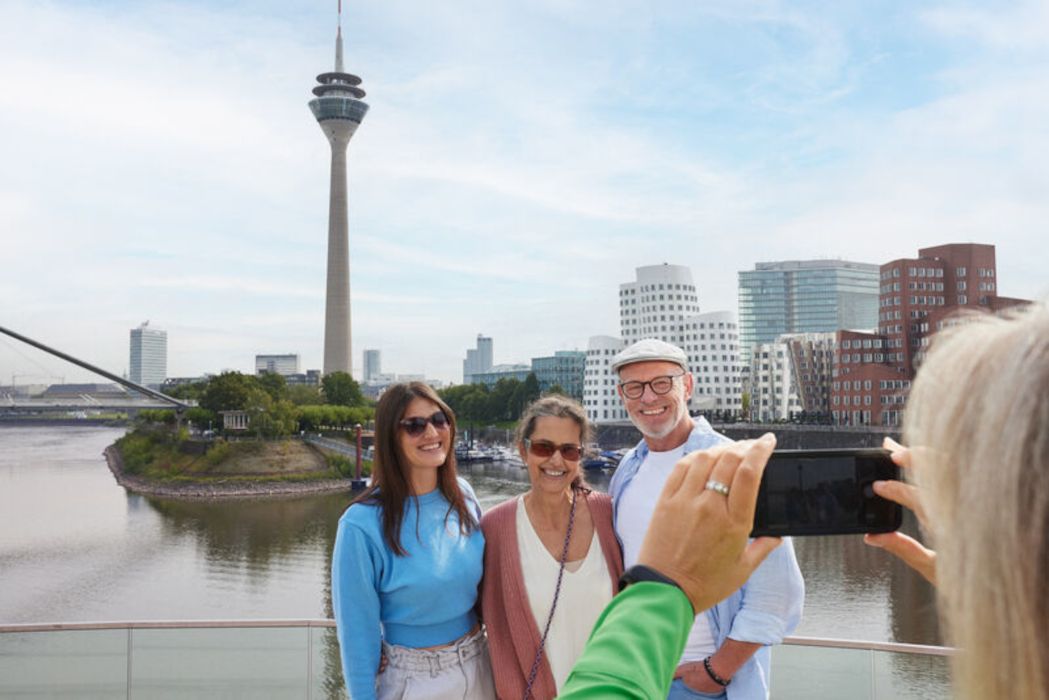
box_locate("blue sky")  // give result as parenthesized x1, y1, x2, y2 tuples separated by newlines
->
(1, 0, 1046, 384)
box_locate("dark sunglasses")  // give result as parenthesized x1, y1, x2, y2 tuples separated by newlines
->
(525, 439, 583, 462)
(618, 372, 685, 400)
(398, 411, 450, 436)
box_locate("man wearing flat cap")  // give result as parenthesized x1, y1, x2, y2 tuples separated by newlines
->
(608, 338, 804, 700)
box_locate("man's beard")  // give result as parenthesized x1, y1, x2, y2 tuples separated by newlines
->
(627, 396, 687, 443)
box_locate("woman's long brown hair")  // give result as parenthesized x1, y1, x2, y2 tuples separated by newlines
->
(354, 381, 477, 555)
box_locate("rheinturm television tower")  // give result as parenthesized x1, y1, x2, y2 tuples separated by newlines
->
(309, 4, 368, 376)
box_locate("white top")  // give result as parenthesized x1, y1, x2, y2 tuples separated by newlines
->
(516, 495, 613, 692)
(615, 445, 716, 662)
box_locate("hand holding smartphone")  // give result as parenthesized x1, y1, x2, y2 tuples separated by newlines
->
(750, 448, 902, 537)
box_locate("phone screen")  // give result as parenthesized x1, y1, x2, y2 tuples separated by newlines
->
(751, 448, 902, 537)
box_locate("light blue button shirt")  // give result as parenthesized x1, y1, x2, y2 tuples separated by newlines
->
(610, 419, 805, 700)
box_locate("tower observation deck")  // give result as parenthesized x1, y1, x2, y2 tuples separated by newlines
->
(309, 16, 369, 377)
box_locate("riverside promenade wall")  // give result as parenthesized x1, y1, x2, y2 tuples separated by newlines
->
(595, 421, 898, 450)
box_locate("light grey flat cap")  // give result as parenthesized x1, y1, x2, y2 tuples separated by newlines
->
(611, 338, 689, 373)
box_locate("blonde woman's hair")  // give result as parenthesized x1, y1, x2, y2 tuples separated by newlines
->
(904, 302, 1049, 700)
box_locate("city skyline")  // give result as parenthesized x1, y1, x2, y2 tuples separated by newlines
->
(2, 1, 1047, 385)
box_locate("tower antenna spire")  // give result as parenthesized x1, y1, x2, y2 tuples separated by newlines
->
(335, 0, 344, 73)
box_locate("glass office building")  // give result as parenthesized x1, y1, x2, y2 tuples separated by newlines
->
(738, 260, 879, 365)
(531, 351, 585, 400)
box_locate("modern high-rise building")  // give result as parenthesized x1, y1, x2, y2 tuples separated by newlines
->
(619, 263, 701, 346)
(682, 310, 743, 415)
(583, 336, 627, 423)
(462, 334, 493, 384)
(129, 322, 167, 389)
(362, 349, 381, 382)
(782, 332, 836, 417)
(737, 260, 880, 366)
(832, 243, 1028, 426)
(531, 351, 586, 400)
(749, 340, 801, 422)
(309, 11, 369, 377)
(255, 354, 300, 377)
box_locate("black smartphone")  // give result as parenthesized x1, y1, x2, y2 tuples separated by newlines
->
(750, 448, 902, 537)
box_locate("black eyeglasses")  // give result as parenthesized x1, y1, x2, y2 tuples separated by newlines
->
(525, 439, 583, 462)
(618, 372, 685, 400)
(398, 411, 450, 436)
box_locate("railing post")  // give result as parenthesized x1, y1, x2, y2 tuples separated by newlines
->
(306, 624, 313, 700)
(126, 627, 133, 700)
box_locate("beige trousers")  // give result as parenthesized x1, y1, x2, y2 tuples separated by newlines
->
(377, 628, 495, 700)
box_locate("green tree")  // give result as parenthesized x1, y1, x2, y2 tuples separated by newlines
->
(322, 372, 365, 407)
(244, 387, 274, 439)
(510, 382, 529, 419)
(256, 371, 288, 402)
(489, 378, 520, 422)
(523, 373, 541, 404)
(544, 383, 566, 397)
(200, 372, 257, 414)
(136, 409, 176, 425)
(460, 385, 490, 423)
(185, 406, 217, 431)
(438, 384, 473, 416)
(268, 399, 300, 438)
(287, 384, 323, 406)
(297, 404, 374, 432)
(165, 380, 208, 402)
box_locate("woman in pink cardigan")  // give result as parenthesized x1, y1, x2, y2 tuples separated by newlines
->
(481, 395, 623, 699)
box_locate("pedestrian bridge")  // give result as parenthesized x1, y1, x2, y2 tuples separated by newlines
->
(0, 396, 187, 414)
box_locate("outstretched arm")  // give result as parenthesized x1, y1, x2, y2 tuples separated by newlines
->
(559, 436, 782, 699)
(864, 437, 937, 585)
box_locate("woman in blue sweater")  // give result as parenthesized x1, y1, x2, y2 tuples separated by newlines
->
(332, 382, 493, 699)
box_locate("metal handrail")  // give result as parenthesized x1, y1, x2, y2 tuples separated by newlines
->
(0, 619, 953, 657)
(0, 619, 336, 633)
(783, 635, 953, 656)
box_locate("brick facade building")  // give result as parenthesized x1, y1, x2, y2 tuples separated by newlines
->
(831, 243, 1027, 426)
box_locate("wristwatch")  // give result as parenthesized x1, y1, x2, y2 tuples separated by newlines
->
(617, 564, 684, 593)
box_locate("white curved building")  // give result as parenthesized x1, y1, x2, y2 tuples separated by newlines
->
(680, 310, 742, 415)
(583, 335, 627, 423)
(619, 264, 701, 346)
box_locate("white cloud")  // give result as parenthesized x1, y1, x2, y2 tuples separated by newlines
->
(1, 0, 1046, 384)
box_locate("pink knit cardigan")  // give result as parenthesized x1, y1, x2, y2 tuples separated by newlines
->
(480, 491, 624, 700)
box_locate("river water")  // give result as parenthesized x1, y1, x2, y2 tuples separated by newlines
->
(0, 425, 940, 647)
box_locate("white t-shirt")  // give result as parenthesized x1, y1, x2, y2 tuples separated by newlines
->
(516, 496, 613, 691)
(616, 445, 717, 662)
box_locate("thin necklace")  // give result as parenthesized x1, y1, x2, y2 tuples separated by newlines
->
(523, 487, 578, 700)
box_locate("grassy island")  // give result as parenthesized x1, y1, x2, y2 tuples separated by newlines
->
(115, 429, 365, 484)
(105, 370, 376, 498)
(107, 426, 372, 499)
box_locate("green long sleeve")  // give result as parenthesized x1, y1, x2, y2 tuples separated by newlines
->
(558, 582, 694, 699)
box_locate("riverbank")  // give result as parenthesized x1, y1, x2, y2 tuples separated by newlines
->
(0, 417, 128, 427)
(104, 443, 357, 500)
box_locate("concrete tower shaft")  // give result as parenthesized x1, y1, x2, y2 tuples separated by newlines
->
(309, 21, 368, 377)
